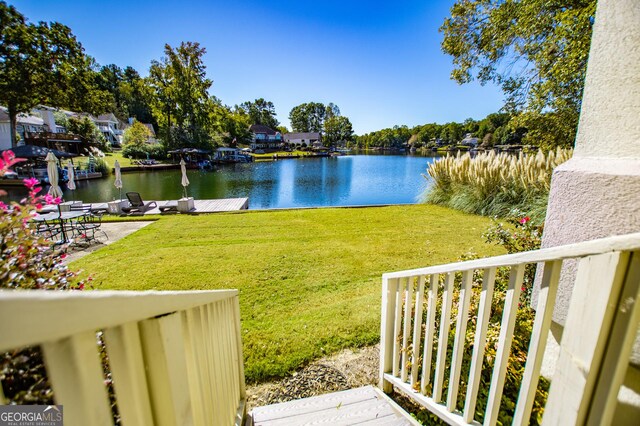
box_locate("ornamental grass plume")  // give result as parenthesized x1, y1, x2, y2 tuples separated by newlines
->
(422, 147, 572, 221)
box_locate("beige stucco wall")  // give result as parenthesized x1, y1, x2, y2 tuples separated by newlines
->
(536, 0, 640, 420)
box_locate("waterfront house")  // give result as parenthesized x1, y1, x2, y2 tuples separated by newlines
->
(284, 131, 322, 148)
(460, 133, 479, 147)
(249, 124, 282, 151)
(0, 108, 47, 151)
(93, 113, 124, 147)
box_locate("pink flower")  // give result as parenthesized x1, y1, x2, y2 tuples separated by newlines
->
(0, 201, 7, 211)
(44, 194, 62, 205)
(520, 216, 530, 224)
(23, 178, 39, 189)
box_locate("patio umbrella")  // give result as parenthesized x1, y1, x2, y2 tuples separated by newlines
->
(45, 151, 63, 199)
(66, 161, 76, 201)
(114, 160, 123, 200)
(180, 158, 190, 199)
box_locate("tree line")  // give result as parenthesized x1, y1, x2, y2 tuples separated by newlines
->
(354, 113, 517, 149)
(0, 1, 355, 153)
(360, 0, 595, 151)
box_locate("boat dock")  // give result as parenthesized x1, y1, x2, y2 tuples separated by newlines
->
(143, 197, 249, 214)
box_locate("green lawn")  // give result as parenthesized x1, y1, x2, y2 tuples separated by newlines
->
(71, 204, 503, 382)
(102, 152, 137, 168)
(251, 150, 311, 160)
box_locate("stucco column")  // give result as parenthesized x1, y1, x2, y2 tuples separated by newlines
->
(539, 0, 640, 323)
(536, 1, 640, 421)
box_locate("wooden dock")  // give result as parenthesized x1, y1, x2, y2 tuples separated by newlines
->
(144, 197, 249, 214)
(249, 386, 419, 426)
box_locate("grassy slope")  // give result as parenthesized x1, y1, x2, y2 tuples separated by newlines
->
(71, 205, 503, 382)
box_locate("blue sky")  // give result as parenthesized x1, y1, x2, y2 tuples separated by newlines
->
(12, 0, 504, 134)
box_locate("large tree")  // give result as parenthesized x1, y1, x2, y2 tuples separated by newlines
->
(0, 2, 108, 147)
(324, 115, 353, 147)
(440, 0, 595, 147)
(148, 42, 213, 150)
(238, 98, 279, 129)
(289, 102, 327, 133)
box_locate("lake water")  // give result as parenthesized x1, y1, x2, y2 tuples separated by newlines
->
(5, 154, 438, 209)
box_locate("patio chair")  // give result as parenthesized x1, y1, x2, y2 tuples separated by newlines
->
(159, 200, 178, 213)
(121, 192, 158, 214)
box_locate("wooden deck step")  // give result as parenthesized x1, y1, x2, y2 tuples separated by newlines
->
(249, 386, 419, 426)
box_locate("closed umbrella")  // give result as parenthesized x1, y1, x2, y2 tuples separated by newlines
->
(66, 162, 76, 201)
(114, 160, 123, 200)
(46, 151, 63, 199)
(180, 158, 190, 199)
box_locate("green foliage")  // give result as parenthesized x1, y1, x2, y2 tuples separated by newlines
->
(0, 151, 87, 405)
(289, 102, 327, 133)
(122, 143, 166, 161)
(123, 121, 151, 147)
(66, 115, 108, 151)
(0, 1, 109, 146)
(440, 0, 595, 148)
(90, 157, 109, 175)
(484, 212, 544, 306)
(423, 148, 572, 222)
(323, 115, 354, 147)
(238, 98, 279, 129)
(148, 41, 213, 150)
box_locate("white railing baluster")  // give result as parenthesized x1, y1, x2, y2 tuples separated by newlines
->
(485, 264, 525, 426)
(378, 233, 640, 426)
(198, 306, 216, 424)
(512, 260, 561, 425)
(182, 308, 208, 425)
(232, 295, 247, 425)
(42, 331, 112, 426)
(421, 274, 438, 395)
(447, 270, 474, 412)
(401, 277, 414, 382)
(379, 277, 399, 392)
(544, 252, 631, 425)
(104, 322, 154, 426)
(411, 275, 426, 386)
(392, 278, 404, 377)
(463, 267, 496, 423)
(434, 272, 455, 403)
(0, 290, 244, 426)
(587, 251, 640, 425)
(206, 303, 225, 425)
(139, 312, 194, 426)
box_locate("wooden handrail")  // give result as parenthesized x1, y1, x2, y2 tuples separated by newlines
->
(380, 232, 640, 425)
(0, 290, 246, 426)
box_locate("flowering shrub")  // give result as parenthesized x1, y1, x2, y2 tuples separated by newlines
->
(0, 150, 87, 404)
(484, 210, 543, 306)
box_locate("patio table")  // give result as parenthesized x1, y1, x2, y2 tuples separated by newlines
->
(33, 210, 89, 244)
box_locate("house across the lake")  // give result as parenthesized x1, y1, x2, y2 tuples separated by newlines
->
(284, 132, 322, 148)
(250, 124, 282, 151)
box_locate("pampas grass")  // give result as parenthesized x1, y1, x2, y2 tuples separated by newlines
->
(423, 148, 572, 221)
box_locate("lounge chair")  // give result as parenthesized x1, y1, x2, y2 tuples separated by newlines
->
(121, 192, 158, 214)
(159, 200, 178, 213)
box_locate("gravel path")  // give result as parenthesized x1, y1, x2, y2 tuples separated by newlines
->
(246, 345, 379, 412)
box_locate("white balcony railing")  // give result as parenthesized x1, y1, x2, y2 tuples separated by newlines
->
(0, 290, 246, 426)
(380, 232, 640, 425)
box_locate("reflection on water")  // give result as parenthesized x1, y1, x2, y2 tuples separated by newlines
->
(1, 154, 438, 209)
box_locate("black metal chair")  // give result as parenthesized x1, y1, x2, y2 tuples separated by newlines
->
(121, 192, 158, 214)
